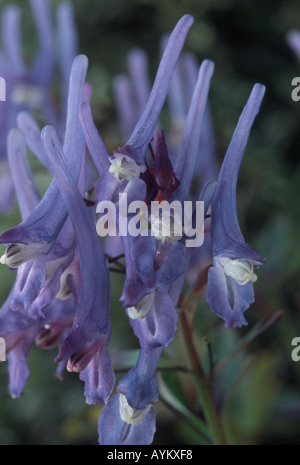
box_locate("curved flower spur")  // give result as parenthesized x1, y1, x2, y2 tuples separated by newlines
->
(206, 84, 266, 329)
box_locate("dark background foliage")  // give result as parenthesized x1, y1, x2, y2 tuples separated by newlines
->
(0, 0, 299, 445)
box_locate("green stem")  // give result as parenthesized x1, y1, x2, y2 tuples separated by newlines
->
(179, 311, 227, 445)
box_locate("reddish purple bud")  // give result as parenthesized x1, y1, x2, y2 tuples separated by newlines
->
(67, 340, 101, 373)
(154, 130, 180, 199)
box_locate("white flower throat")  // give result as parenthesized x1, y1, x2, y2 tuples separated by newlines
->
(215, 256, 258, 285)
(109, 154, 146, 182)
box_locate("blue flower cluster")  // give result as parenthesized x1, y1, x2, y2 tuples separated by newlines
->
(0, 5, 266, 445)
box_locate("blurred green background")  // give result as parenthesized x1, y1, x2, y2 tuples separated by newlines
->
(0, 0, 300, 445)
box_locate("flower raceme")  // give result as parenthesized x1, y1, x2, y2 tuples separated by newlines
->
(0, 11, 267, 446)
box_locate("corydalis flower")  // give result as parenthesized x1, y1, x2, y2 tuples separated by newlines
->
(99, 348, 161, 445)
(0, 0, 77, 211)
(206, 84, 266, 329)
(0, 54, 88, 265)
(42, 125, 115, 404)
(0, 129, 75, 397)
(0, 54, 89, 325)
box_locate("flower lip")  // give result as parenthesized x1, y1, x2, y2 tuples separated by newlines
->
(0, 241, 53, 268)
(214, 256, 258, 285)
(127, 292, 155, 320)
(119, 393, 152, 425)
(109, 152, 146, 182)
(67, 340, 102, 373)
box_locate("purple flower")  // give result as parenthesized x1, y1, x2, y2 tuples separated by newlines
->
(0, 54, 89, 331)
(41, 124, 115, 404)
(113, 48, 151, 140)
(0, 54, 88, 264)
(206, 84, 266, 329)
(1, 295, 75, 398)
(0, 0, 77, 211)
(98, 348, 161, 445)
(0, 128, 76, 396)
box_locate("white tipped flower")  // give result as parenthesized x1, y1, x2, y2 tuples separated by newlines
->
(109, 153, 146, 182)
(119, 393, 152, 425)
(0, 242, 51, 268)
(215, 256, 258, 285)
(10, 84, 44, 108)
(127, 292, 155, 320)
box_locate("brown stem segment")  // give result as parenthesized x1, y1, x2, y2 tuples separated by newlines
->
(179, 310, 228, 445)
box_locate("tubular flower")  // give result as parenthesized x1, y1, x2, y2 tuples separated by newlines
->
(0, 0, 77, 211)
(206, 84, 266, 329)
(0, 54, 88, 324)
(98, 348, 161, 445)
(42, 125, 115, 404)
(0, 54, 88, 263)
(0, 129, 76, 397)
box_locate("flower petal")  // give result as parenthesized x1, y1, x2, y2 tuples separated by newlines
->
(174, 59, 214, 201)
(42, 125, 111, 360)
(7, 128, 40, 219)
(98, 394, 156, 445)
(79, 342, 115, 405)
(211, 83, 266, 260)
(129, 291, 178, 351)
(1, 5, 25, 76)
(122, 15, 194, 164)
(206, 265, 255, 329)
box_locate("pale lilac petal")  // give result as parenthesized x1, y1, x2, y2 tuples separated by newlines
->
(206, 265, 254, 329)
(124, 15, 194, 163)
(80, 342, 115, 405)
(98, 394, 156, 445)
(7, 128, 41, 219)
(129, 291, 178, 351)
(211, 84, 266, 259)
(42, 126, 111, 360)
(113, 75, 137, 140)
(1, 5, 25, 76)
(79, 101, 110, 175)
(56, 1, 78, 106)
(17, 112, 49, 169)
(174, 59, 214, 201)
(29, 0, 54, 86)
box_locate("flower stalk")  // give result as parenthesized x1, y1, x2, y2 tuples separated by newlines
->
(179, 307, 228, 445)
